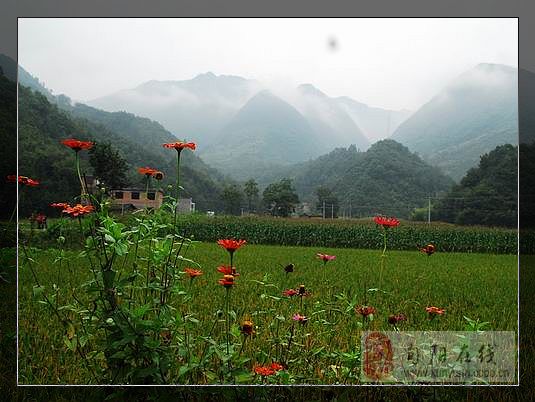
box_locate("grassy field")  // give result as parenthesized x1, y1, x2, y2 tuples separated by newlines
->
(18, 241, 517, 385)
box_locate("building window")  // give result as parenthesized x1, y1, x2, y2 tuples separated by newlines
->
(147, 192, 156, 200)
(114, 191, 124, 199)
(131, 192, 140, 200)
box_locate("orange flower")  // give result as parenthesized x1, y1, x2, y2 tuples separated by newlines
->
(216, 265, 240, 277)
(50, 202, 70, 209)
(61, 138, 94, 152)
(162, 141, 196, 151)
(426, 306, 445, 317)
(420, 244, 436, 256)
(62, 204, 95, 217)
(373, 216, 400, 228)
(218, 274, 235, 288)
(270, 362, 285, 372)
(7, 175, 40, 186)
(217, 239, 247, 253)
(138, 166, 158, 176)
(184, 267, 203, 278)
(254, 365, 275, 376)
(241, 320, 255, 336)
(356, 305, 376, 318)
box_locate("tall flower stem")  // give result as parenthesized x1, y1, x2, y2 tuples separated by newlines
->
(378, 230, 387, 297)
(173, 150, 182, 228)
(145, 175, 151, 199)
(225, 287, 231, 355)
(75, 152, 88, 204)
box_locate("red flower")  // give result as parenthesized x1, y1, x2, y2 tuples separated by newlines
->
(317, 253, 336, 263)
(270, 362, 285, 372)
(356, 305, 376, 318)
(388, 313, 407, 325)
(373, 216, 400, 228)
(282, 289, 298, 297)
(426, 306, 445, 317)
(254, 365, 275, 376)
(61, 138, 94, 152)
(292, 313, 308, 324)
(162, 141, 196, 151)
(420, 244, 436, 256)
(218, 274, 235, 288)
(217, 239, 247, 253)
(216, 265, 240, 277)
(50, 202, 70, 209)
(184, 267, 203, 278)
(7, 175, 40, 186)
(138, 166, 158, 176)
(62, 204, 95, 217)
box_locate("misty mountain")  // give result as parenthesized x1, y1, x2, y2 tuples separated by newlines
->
(335, 96, 411, 142)
(257, 139, 454, 217)
(292, 84, 370, 150)
(199, 90, 323, 179)
(390, 63, 518, 181)
(88, 72, 261, 147)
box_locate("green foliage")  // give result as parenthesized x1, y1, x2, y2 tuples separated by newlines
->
(261, 140, 454, 218)
(243, 178, 259, 213)
(0, 74, 17, 217)
(315, 186, 339, 217)
(17, 85, 228, 214)
(89, 141, 130, 189)
(434, 144, 517, 227)
(221, 184, 244, 216)
(19, 241, 517, 384)
(263, 178, 300, 217)
(167, 215, 522, 254)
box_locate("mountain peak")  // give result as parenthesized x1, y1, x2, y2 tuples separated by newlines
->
(297, 83, 327, 97)
(193, 71, 217, 80)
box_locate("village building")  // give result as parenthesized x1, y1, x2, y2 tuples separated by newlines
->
(110, 188, 195, 213)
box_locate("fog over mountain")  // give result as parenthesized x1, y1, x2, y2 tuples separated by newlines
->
(391, 63, 518, 180)
(89, 72, 262, 147)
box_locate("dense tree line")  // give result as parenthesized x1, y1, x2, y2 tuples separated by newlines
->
(433, 144, 517, 227)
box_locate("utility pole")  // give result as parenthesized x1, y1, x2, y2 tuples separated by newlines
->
(427, 196, 431, 224)
(349, 201, 352, 219)
(331, 204, 334, 219)
(322, 201, 326, 219)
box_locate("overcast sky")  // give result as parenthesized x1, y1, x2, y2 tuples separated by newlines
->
(18, 18, 517, 110)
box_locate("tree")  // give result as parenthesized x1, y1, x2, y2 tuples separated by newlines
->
(89, 142, 130, 190)
(315, 186, 339, 218)
(243, 178, 259, 213)
(221, 184, 244, 215)
(433, 144, 517, 227)
(263, 178, 299, 217)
